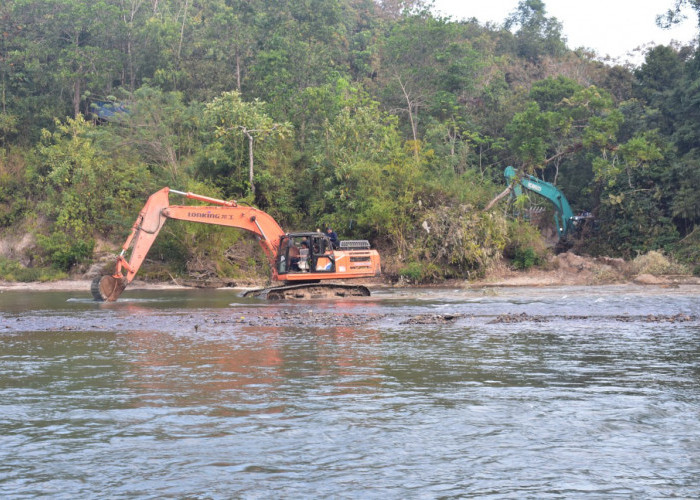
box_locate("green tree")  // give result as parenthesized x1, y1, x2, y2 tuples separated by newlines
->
(193, 0, 259, 94)
(307, 83, 412, 243)
(656, 0, 700, 28)
(45, 0, 122, 116)
(34, 115, 148, 268)
(507, 83, 622, 181)
(0, 1, 72, 138)
(504, 0, 567, 62)
(379, 14, 482, 157)
(633, 45, 685, 135)
(248, 0, 351, 112)
(638, 45, 700, 236)
(203, 91, 292, 199)
(94, 86, 202, 184)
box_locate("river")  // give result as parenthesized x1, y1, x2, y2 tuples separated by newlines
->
(1, 284, 699, 498)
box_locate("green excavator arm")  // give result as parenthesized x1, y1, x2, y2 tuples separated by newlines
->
(504, 166, 576, 239)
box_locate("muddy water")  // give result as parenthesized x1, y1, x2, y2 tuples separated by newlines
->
(1, 285, 699, 498)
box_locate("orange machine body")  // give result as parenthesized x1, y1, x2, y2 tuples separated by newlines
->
(110, 187, 381, 288)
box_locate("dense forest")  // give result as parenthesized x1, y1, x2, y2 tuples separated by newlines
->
(1, 0, 699, 283)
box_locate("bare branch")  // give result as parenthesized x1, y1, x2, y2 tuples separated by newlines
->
(483, 185, 514, 212)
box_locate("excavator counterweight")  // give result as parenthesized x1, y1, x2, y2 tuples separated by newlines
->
(92, 188, 381, 301)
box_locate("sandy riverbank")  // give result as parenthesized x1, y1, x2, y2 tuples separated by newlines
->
(1, 272, 697, 293)
(0, 279, 187, 292)
(1, 251, 698, 292)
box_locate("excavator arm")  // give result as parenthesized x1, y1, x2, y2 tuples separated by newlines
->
(504, 166, 575, 239)
(93, 187, 286, 301)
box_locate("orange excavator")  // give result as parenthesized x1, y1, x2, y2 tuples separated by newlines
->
(91, 187, 381, 301)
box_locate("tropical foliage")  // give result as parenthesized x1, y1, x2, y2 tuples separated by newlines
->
(1, 0, 698, 281)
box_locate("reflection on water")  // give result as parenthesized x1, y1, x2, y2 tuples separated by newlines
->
(1, 285, 699, 497)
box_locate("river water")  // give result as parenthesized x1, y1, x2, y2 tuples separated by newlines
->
(1, 284, 699, 498)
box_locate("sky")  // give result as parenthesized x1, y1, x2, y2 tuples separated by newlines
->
(431, 0, 699, 65)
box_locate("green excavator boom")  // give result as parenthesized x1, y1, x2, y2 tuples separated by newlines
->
(504, 166, 577, 239)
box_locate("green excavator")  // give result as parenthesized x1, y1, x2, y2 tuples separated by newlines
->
(504, 166, 592, 240)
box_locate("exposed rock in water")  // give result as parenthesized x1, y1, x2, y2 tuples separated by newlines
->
(402, 314, 463, 325)
(490, 312, 696, 324)
(180, 278, 237, 288)
(614, 313, 695, 323)
(489, 312, 549, 324)
(207, 310, 386, 327)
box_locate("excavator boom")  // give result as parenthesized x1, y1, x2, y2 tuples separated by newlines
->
(505, 166, 576, 239)
(92, 188, 380, 301)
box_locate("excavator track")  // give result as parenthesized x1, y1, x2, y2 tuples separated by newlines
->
(243, 283, 370, 300)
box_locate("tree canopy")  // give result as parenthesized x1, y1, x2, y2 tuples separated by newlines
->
(1, 0, 699, 281)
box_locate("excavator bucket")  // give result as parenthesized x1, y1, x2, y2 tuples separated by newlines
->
(91, 275, 128, 302)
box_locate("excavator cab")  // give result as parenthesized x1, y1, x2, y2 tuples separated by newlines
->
(276, 232, 336, 275)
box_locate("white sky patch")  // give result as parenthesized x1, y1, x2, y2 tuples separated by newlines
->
(431, 0, 698, 65)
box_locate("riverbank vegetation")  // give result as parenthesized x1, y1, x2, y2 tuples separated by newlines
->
(1, 0, 699, 283)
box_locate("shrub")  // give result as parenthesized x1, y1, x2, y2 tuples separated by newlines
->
(36, 232, 95, 271)
(0, 257, 67, 282)
(631, 251, 689, 275)
(512, 247, 541, 270)
(398, 261, 442, 284)
(668, 228, 700, 269)
(398, 261, 422, 282)
(504, 219, 549, 268)
(415, 205, 508, 278)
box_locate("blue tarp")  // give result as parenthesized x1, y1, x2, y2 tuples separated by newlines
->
(91, 101, 129, 120)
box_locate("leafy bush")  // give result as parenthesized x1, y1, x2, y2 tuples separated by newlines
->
(0, 148, 33, 227)
(0, 257, 67, 282)
(398, 261, 422, 282)
(588, 186, 680, 259)
(631, 251, 689, 276)
(415, 205, 508, 278)
(398, 261, 442, 283)
(36, 233, 94, 271)
(512, 247, 541, 270)
(504, 219, 548, 268)
(668, 228, 700, 270)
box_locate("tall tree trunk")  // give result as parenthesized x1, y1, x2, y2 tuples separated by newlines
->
(398, 76, 419, 159)
(73, 78, 81, 118)
(72, 30, 81, 118)
(245, 130, 255, 197)
(235, 49, 242, 91)
(127, 35, 135, 90)
(123, 1, 143, 91)
(178, 0, 189, 61)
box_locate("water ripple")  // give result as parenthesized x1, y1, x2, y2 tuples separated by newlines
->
(1, 286, 699, 498)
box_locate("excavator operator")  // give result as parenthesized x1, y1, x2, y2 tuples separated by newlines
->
(290, 241, 309, 271)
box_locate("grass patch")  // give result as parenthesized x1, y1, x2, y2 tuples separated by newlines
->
(0, 257, 68, 282)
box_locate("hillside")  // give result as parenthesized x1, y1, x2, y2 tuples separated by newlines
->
(0, 0, 698, 284)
